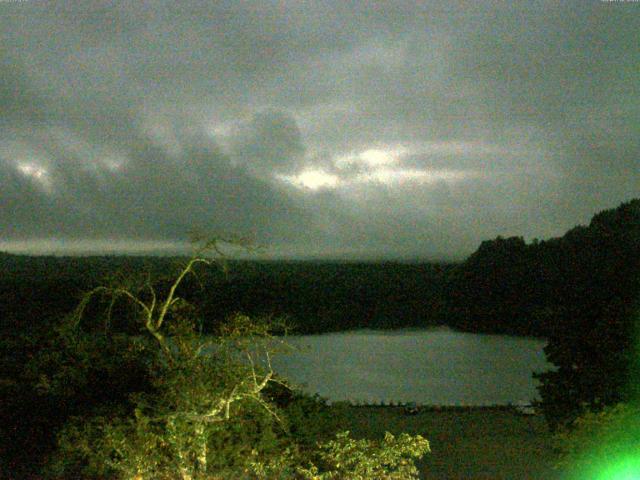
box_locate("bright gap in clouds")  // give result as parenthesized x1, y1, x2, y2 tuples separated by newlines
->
(280, 166, 473, 191)
(16, 163, 47, 179)
(16, 162, 52, 192)
(336, 147, 407, 168)
(279, 170, 340, 190)
(280, 145, 477, 191)
(357, 168, 472, 185)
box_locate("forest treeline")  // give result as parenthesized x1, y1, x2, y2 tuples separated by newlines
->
(0, 255, 455, 335)
(446, 198, 640, 337)
(1, 198, 639, 339)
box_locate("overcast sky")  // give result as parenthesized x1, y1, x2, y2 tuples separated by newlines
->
(1, 1, 638, 259)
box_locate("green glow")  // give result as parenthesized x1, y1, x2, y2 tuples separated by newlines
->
(560, 401, 640, 480)
(561, 299, 640, 480)
(565, 451, 640, 480)
(594, 456, 640, 480)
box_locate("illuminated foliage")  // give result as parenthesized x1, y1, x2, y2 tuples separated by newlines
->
(42, 241, 430, 479)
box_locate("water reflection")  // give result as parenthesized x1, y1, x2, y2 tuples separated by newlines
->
(270, 327, 551, 405)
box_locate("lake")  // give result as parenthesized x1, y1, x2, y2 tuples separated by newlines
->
(270, 327, 552, 406)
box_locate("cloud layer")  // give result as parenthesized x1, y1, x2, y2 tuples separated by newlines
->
(1, 1, 638, 259)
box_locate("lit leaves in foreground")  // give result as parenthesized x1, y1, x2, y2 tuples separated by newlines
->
(45, 241, 430, 479)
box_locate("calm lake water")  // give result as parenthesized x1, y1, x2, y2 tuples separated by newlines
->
(270, 327, 552, 406)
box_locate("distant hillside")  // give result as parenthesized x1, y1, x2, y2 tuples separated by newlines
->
(0, 253, 455, 334)
(2, 199, 638, 337)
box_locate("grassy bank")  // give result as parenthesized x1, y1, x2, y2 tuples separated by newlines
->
(340, 406, 559, 479)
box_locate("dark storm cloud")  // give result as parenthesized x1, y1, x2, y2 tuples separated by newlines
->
(0, 53, 44, 126)
(228, 110, 306, 174)
(0, 0, 638, 258)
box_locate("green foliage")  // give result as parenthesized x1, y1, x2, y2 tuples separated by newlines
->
(39, 246, 429, 479)
(247, 431, 430, 480)
(45, 317, 289, 479)
(26, 319, 152, 399)
(297, 431, 430, 480)
(281, 393, 349, 447)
